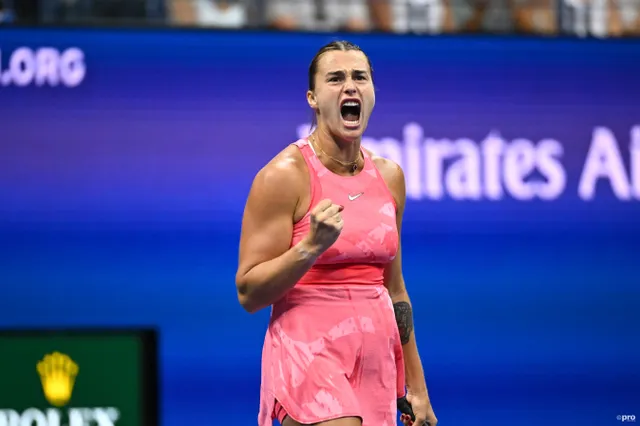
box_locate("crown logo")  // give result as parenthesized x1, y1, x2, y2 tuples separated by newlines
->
(36, 352, 79, 407)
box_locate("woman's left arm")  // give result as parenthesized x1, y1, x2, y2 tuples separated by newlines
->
(375, 156, 437, 426)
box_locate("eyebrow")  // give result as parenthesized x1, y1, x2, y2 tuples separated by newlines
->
(325, 69, 368, 77)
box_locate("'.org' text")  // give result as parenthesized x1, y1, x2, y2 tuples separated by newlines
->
(0, 47, 86, 88)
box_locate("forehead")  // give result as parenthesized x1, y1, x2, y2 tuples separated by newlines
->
(317, 50, 370, 74)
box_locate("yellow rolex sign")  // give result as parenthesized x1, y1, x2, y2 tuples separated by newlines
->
(37, 352, 79, 407)
(0, 329, 158, 426)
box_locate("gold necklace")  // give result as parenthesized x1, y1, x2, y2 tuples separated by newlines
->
(309, 134, 363, 173)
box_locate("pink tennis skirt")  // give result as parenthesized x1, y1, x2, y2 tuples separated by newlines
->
(258, 284, 406, 426)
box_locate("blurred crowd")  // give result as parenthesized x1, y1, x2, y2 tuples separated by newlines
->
(1, 0, 638, 37)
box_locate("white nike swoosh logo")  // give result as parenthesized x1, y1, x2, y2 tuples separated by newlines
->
(348, 192, 364, 201)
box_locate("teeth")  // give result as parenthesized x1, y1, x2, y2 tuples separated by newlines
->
(343, 101, 360, 107)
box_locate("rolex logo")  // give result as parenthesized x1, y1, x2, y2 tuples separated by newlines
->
(36, 352, 79, 407)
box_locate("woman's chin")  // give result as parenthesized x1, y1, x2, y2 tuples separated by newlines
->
(338, 121, 365, 141)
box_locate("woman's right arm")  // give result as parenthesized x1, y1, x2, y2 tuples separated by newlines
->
(235, 154, 322, 314)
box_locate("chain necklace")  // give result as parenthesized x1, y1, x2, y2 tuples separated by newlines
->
(309, 134, 363, 173)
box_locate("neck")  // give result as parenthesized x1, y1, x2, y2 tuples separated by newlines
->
(313, 124, 361, 165)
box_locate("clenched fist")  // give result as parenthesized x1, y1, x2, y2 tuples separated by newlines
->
(305, 199, 344, 254)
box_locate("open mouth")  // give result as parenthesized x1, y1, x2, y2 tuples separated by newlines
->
(340, 100, 361, 127)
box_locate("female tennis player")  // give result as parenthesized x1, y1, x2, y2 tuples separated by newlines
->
(235, 40, 437, 426)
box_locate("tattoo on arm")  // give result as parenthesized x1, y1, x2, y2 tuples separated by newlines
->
(393, 301, 414, 345)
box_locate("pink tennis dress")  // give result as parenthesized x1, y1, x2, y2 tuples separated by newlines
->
(258, 138, 406, 426)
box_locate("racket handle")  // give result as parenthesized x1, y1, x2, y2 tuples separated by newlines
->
(397, 396, 415, 421)
(397, 396, 432, 426)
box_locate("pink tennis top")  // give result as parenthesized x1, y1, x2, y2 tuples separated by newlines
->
(290, 138, 399, 285)
(258, 139, 406, 426)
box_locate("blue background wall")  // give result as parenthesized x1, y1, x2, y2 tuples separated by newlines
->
(0, 29, 639, 425)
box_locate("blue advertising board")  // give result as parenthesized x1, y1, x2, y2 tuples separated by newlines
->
(0, 28, 638, 426)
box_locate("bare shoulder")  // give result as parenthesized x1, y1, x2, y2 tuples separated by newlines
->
(251, 144, 307, 199)
(365, 148, 406, 204)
